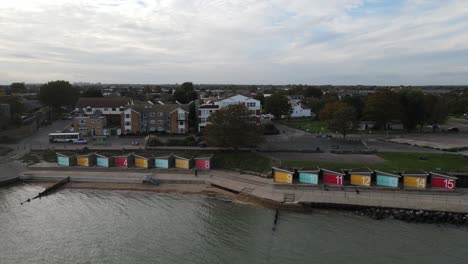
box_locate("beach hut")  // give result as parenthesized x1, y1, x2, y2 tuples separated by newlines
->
(154, 153, 174, 169)
(349, 168, 373, 187)
(174, 154, 194, 169)
(194, 154, 213, 170)
(134, 153, 154, 169)
(56, 152, 76, 167)
(402, 170, 428, 189)
(114, 153, 134, 168)
(272, 167, 294, 184)
(76, 153, 96, 167)
(322, 169, 344, 186)
(298, 167, 320, 184)
(374, 170, 401, 188)
(430, 172, 457, 190)
(95, 153, 114, 168)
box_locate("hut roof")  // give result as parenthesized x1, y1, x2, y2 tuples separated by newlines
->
(194, 154, 213, 160)
(402, 169, 428, 177)
(56, 152, 77, 157)
(114, 152, 134, 158)
(134, 153, 154, 159)
(174, 154, 194, 160)
(430, 172, 458, 180)
(95, 152, 114, 158)
(76, 152, 96, 158)
(348, 168, 373, 174)
(374, 170, 401, 178)
(272, 167, 295, 173)
(321, 168, 344, 175)
(298, 167, 320, 172)
(154, 153, 174, 159)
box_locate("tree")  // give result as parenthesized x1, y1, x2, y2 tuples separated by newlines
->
(174, 82, 198, 104)
(398, 89, 426, 132)
(10, 82, 26, 93)
(253, 93, 265, 107)
(303, 87, 322, 98)
(145, 135, 163, 147)
(81, 88, 103, 97)
(424, 94, 449, 132)
(363, 90, 402, 129)
(39, 80, 79, 108)
(319, 102, 346, 121)
(342, 95, 365, 119)
(264, 93, 291, 118)
(204, 104, 263, 149)
(327, 105, 358, 139)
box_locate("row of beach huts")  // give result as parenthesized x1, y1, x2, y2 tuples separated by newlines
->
(272, 167, 458, 190)
(56, 152, 213, 170)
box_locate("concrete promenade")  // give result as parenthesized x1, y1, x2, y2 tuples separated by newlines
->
(17, 167, 468, 213)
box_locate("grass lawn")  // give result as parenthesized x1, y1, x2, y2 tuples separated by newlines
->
(278, 120, 327, 133)
(213, 151, 274, 173)
(281, 152, 468, 172)
(448, 117, 468, 125)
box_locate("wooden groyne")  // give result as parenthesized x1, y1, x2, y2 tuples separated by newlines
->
(21, 176, 70, 205)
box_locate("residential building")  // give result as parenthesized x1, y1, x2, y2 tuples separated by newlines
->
(197, 94, 261, 132)
(122, 103, 189, 135)
(198, 103, 220, 131)
(290, 102, 314, 119)
(72, 115, 107, 136)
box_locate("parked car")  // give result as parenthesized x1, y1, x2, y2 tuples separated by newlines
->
(73, 139, 88, 144)
(447, 127, 459, 133)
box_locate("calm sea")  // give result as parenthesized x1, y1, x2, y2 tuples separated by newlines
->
(1, 183, 467, 264)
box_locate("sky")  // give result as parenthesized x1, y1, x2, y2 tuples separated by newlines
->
(0, 0, 468, 85)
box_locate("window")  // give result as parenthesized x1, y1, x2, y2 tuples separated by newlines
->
(142, 113, 147, 118)
(105, 108, 109, 111)
(157, 120, 162, 125)
(178, 113, 185, 120)
(112, 108, 116, 111)
(97, 119, 101, 123)
(150, 112, 155, 117)
(179, 121, 184, 126)
(247, 102, 256, 107)
(150, 126, 156, 131)
(125, 114, 130, 118)
(150, 120, 156, 124)
(158, 112, 163, 117)
(125, 122, 130, 126)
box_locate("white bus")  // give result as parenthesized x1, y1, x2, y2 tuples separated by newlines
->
(49, 132, 81, 143)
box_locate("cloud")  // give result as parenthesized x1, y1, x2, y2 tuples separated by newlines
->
(0, 0, 467, 84)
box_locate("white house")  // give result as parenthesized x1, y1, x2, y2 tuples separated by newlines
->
(290, 102, 314, 119)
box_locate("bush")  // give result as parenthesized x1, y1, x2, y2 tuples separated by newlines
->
(145, 135, 163, 147)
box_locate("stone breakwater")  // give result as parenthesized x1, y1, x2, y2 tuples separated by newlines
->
(355, 208, 468, 225)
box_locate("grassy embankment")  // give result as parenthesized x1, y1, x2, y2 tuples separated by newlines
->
(278, 120, 327, 133)
(282, 152, 468, 172)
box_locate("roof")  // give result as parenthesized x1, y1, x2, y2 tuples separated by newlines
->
(374, 170, 401, 178)
(114, 152, 134, 158)
(76, 152, 96, 157)
(95, 152, 114, 158)
(194, 154, 213, 160)
(199, 104, 220, 109)
(126, 103, 189, 114)
(272, 167, 295, 173)
(56, 152, 77, 157)
(402, 170, 428, 177)
(155, 153, 174, 159)
(430, 172, 458, 180)
(321, 168, 344, 175)
(134, 153, 154, 159)
(174, 154, 194, 160)
(348, 168, 373, 174)
(298, 167, 320, 172)
(220, 94, 259, 103)
(76, 97, 130, 108)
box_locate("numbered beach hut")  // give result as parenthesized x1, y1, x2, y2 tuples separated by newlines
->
(349, 168, 373, 187)
(95, 153, 114, 168)
(56, 152, 77, 167)
(374, 170, 400, 188)
(174, 154, 194, 169)
(272, 167, 294, 184)
(134, 153, 154, 169)
(194, 154, 213, 171)
(430, 172, 457, 190)
(154, 153, 174, 169)
(298, 167, 320, 184)
(402, 170, 428, 189)
(322, 168, 345, 186)
(76, 153, 96, 167)
(114, 153, 134, 168)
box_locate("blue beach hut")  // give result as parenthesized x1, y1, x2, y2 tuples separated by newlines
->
(298, 167, 320, 184)
(374, 170, 401, 188)
(56, 152, 77, 167)
(154, 153, 174, 169)
(95, 153, 114, 168)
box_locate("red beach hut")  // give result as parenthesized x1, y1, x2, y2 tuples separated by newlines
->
(322, 169, 345, 185)
(430, 172, 457, 190)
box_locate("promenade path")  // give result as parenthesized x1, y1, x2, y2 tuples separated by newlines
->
(18, 167, 468, 213)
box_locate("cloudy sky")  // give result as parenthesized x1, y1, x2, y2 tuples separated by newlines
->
(1, 0, 467, 85)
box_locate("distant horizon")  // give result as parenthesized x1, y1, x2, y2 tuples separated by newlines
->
(1, 1, 468, 85)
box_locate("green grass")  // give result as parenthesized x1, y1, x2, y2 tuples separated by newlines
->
(448, 117, 468, 125)
(278, 120, 328, 132)
(282, 152, 468, 172)
(213, 151, 274, 173)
